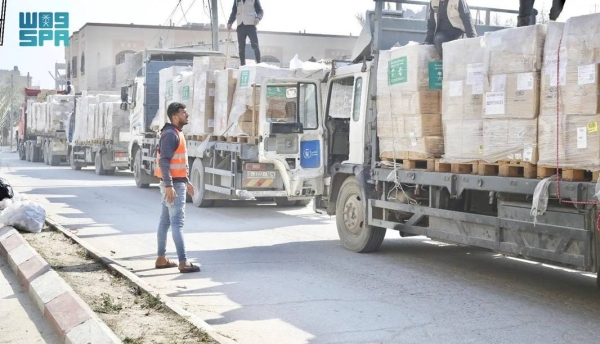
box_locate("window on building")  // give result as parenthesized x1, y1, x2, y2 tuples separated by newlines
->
(71, 57, 78, 78)
(80, 53, 85, 76)
(67, 61, 71, 79)
(115, 50, 136, 65)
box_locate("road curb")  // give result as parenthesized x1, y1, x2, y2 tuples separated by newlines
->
(0, 225, 122, 344)
(45, 216, 236, 344)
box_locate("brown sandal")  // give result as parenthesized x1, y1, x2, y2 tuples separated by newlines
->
(179, 263, 201, 273)
(155, 260, 177, 269)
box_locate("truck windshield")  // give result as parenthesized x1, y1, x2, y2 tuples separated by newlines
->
(265, 83, 318, 130)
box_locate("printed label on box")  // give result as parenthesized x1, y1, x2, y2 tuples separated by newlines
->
(577, 127, 587, 149)
(209, 87, 215, 97)
(523, 147, 533, 162)
(428, 61, 443, 90)
(485, 92, 505, 116)
(467, 63, 484, 85)
(239, 70, 251, 87)
(589, 122, 598, 133)
(409, 132, 417, 146)
(578, 64, 596, 85)
(517, 73, 534, 91)
(208, 119, 215, 128)
(388, 57, 408, 85)
(448, 80, 463, 97)
(491, 75, 507, 92)
(166, 80, 174, 100)
(471, 75, 484, 95)
(182, 86, 190, 100)
(549, 69, 566, 87)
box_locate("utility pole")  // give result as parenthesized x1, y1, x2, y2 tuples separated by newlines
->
(9, 73, 13, 151)
(210, 0, 219, 51)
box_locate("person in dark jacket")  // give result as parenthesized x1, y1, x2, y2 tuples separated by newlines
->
(423, 0, 477, 58)
(227, 0, 264, 66)
(154, 102, 200, 274)
(517, 0, 566, 27)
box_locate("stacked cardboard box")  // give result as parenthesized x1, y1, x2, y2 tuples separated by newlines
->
(214, 69, 239, 135)
(153, 66, 192, 131)
(481, 25, 545, 163)
(538, 22, 567, 166)
(377, 44, 443, 160)
(441, 37, 485, 162)
(228, 65, 295, 136)
(539, 14, 600, 170)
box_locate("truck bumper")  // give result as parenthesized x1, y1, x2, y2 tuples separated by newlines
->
(235, 190, 288, 199)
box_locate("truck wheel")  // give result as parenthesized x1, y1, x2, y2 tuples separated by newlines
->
(105, 168, 116, 175)
(133, 150, 150, 188)
(25, 144, 31, 162)
(274, 197, 297, 207)
(190, 158, 214, 208)
(95, 153, 106, 175)
(19, 147, 25, 161)
(70, 150, 82, 170)
(44, 143, 50, 165)
(295, 199, 312, 207)
(50, 155, 61, 166)
(32, 145, 41, 163)
(335, 176, 386, 253)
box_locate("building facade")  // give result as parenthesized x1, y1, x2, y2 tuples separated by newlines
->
(65, 23, 357, 92)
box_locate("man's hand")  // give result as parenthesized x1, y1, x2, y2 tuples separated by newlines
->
(164, 186, 177, 204)
(254, 18, 260, 26)
(186, 182, 195, 197)
(227, 23, 232, 31)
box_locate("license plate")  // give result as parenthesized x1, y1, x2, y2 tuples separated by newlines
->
(114, 157, 128, 162)
(246, 171, 276, 179)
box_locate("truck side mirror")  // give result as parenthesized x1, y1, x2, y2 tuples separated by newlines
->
(120, 102, 128, 111)
(121, 86, 128, 102)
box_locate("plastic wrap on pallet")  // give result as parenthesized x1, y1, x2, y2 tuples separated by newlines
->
(379, 136, 444, 160)
(538, 114, 600, 170)
(190, 71, 215, 135)
(130, 80, 145, 135)
(46, 95, 74, 132)
(483, 72, 540, 119)
(376, 114, 442, 138)
(560, 65, 600, 115)
(443, 37, 485, 81)
(152, 66, 192, 131)
(441, 119, 483, 162)
(214, 69, 239, 135)
(483, 25, 546, 75)
(104, 102, 130, 142)
(73, 96, 97, 143)
(174, 71, 195, 135)
(563, 13, 600, 66)
(482, 119, 538, 163)
(87, 104, 98, 140)
(540, 22, 566, 116)
(228, 65, 295, 136)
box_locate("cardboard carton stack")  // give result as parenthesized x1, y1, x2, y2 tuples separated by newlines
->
(481, 25, 545, 164)
(228, 65, 295, 137)
(153, 66, 192, 131)
(441, 37, 485, 162)
(539, 14, 600, 170)
(377, 44, 444, 160)
(214, 69, 239, 135)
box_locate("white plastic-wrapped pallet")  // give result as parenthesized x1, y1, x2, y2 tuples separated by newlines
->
(153, 66, 192, 131)
(214, 69, 239, 135)
(47, 95, 74, 132)
(73, 96, 97, 143)
(228, 65, 295, 136)
(103, 102, 130, 142)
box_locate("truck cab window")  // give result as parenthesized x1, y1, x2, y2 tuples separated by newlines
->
(298, 83, 318, 130)
(327, 77, 355, 119)
(352, 78, 363, 122)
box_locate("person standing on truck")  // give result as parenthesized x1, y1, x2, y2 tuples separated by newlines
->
(517, 0, 566, 27)
(423, 0, 477, 58)
(154, 102, 200, 274)
(227, 0, 264, 66)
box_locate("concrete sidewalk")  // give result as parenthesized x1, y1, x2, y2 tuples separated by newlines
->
(0, 256, 60, 344)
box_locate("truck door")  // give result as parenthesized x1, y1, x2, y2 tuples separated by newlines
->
(258, 79, 324, 198)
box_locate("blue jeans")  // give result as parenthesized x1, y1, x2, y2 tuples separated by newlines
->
(157, 182, 187, 262)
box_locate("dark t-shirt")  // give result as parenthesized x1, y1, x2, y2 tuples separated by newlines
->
(437, 0, 464, 37)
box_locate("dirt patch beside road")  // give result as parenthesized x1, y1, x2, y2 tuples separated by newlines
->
(23, 228, 217, 344)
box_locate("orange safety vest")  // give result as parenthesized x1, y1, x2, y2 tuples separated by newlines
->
(155, 128, 188, 179)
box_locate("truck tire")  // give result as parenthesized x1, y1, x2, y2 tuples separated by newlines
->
(19, 146, 25, 160)
(95, 153, 106, 175)
(105, 168, 116, 175)
(44, 143, 50, 165)
(274, 197, 298, 207)
(133, 150, 150, 188)
(32, 145, 41, 163)
(190, 158, 214, 208)
(70, 149, 82, 170)
(335, 176, 386, 253)
(25, 144, 31, 162)
(50, 154, 61, 166)
(295, 199, 312, 207)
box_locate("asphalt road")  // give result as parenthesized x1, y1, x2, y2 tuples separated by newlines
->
(3, 150, 600, 344)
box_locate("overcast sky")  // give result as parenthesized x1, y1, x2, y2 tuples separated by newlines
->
(1, 0, 600, 88)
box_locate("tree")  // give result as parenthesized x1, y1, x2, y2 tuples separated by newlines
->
(356, 13, 365, 27)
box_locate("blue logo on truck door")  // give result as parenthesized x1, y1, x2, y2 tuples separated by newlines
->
(300, 140, 320, 169)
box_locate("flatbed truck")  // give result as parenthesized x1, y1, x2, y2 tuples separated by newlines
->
(314, 0, 600, 288)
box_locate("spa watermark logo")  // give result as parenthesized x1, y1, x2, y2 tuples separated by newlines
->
(19, 11, 69, 47)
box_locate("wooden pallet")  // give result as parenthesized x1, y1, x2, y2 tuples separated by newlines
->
(226, 136, 259, 144)
(435, 160, 479, 174)
(382, 158, 435, 171)
(537, 165, 600, 182)
(210, 135, 227, 142)
(478, 160, 537, 178)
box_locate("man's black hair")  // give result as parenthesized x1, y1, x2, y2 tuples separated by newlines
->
(167, 102, 186, 122)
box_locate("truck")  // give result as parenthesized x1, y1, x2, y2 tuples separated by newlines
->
(122, 49, 322, 207)
(67, 93, 131, 175)
(313, 0, 600, 288)
(19, 88, 70, 166)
